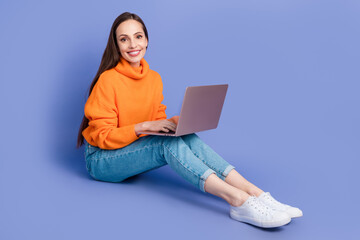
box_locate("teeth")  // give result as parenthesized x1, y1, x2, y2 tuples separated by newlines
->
(128, 51, 140, 55)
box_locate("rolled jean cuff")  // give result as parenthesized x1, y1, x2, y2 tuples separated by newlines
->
(222, 165, 235, 180)
(199, 169, 216, 193)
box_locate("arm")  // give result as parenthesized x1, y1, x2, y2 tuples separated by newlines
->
(154, 92, 167, 121)
(133, 73, 177, 135)
(84, 77, 139, 150)
(134, 118, 178, 136)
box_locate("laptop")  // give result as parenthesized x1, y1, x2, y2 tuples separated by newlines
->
(137, 84, 228, 136)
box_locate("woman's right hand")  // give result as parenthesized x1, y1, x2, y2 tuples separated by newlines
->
(135, 120, 177, 136)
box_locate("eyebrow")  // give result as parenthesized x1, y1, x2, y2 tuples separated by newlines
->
(118, 32, 143, 38)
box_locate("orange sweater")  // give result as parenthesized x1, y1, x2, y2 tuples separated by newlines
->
(82, 57, 168, 150)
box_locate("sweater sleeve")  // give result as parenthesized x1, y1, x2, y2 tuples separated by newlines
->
(155, 93, 167, 121)
(83, 76, 139, 150)
(155, 74, 167, 121)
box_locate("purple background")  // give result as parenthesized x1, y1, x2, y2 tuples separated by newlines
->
(1, 0, 359, 239)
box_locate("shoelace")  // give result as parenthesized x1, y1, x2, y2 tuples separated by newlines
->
(248, 196, 273, 216)
(264, 193, 288, 210)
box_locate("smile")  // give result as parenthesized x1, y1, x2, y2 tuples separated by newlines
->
(128, 50, 140, 57)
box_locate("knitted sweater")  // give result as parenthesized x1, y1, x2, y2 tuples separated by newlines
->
(82, 57, 167, 150)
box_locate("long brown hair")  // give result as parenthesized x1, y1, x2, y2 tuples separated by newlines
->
(76, 12, 149, 148)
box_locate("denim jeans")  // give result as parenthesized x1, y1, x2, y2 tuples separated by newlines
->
(84, 133, 235, 193)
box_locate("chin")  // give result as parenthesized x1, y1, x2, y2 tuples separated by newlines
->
(128, 55, 144, 63)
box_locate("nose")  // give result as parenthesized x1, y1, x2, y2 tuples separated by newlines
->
(129, 38, 137, 48)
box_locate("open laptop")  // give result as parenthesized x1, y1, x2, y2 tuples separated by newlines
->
(137, 84, 228, 136)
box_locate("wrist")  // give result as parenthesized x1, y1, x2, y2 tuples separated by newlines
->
(135, 122, 147, 136)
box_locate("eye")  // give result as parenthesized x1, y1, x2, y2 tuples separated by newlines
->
(137, 35, 143, 39)
(120, 38, 126, 42)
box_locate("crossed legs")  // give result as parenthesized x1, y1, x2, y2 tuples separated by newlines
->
(179, 133, 264, 207)
(86, 133, 265, 208)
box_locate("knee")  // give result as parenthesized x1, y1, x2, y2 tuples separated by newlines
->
(161, 136, 183, 145)
(188, 133, 199, 138)
(159, 136, 188, 156)
(182, 133, 198, 140)
(182, 133, 202, 144)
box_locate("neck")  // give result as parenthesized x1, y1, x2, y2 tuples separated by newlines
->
(130, 61, 140, 68)
(115, 57, 149, 80)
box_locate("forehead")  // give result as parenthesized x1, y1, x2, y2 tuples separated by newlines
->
(116, 20, 144, 36)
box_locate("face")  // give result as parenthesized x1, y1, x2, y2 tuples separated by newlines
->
(115, 19, 148, 67)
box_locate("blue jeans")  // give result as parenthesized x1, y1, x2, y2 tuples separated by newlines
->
(84, 133, 235, 192)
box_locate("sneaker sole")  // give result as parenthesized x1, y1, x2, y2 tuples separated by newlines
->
(230, 211, 291, 228)
(289, 212, 303, 218)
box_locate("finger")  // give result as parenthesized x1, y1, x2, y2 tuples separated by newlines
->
(165, 120, 177, 127)
(165, 127, 175, 132)
(164, 123, 176, 131)
(165, 121, 177, 129)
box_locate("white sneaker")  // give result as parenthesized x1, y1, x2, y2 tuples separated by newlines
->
(257, 192, 303, 218)
(230, 196, 291, 228)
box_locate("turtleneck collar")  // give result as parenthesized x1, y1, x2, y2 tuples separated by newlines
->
(115, 57, 149, 80)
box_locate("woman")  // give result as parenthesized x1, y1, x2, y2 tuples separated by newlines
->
(76, 12, 302, 228)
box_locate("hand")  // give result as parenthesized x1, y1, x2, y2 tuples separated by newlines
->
(143, 119, 177, 133)
(168, 116, 179, 125)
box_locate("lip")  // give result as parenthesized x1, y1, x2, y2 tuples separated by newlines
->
(127, 50, 141, 57)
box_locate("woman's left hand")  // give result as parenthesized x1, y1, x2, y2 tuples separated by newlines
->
(168, 116, 179, 125)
